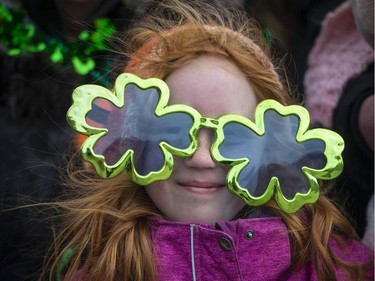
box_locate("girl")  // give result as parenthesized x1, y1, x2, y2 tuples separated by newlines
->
(45, 1, 373, 280)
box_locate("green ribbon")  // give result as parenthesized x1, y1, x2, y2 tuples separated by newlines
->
(0, 3, 116, 83)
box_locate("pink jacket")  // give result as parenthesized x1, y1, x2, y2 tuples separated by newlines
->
(70, 216, 373, 280)
(304, 1, 374, 128)
(150, 217, 374, 281)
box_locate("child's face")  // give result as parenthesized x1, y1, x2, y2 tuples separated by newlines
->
(145, 55, 257, 223)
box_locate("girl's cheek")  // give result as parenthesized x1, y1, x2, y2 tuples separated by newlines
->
(172, 157, 184, 170)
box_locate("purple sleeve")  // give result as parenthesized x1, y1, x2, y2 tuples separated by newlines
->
(329, 238, 374, 280)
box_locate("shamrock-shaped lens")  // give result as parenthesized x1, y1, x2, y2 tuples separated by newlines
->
(67, 73, 201, 184)
(88, 84, 196, 175)
(212, 100, 344, 213)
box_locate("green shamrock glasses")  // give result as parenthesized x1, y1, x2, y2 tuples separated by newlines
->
(67, 73, 344, 213)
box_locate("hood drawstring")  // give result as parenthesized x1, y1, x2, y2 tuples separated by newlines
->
(190, 224, 197, 281)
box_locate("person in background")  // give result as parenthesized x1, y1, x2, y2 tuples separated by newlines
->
(243, 0, 347, 101)
(303, 0, 374, 247)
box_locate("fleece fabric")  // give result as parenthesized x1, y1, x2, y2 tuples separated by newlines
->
(304, 1, 374, 128)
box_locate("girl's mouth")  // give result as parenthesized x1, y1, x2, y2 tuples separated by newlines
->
(178, 182, 225, 194)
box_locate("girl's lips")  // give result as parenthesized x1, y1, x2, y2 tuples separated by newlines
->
(178, 182, 225, 194)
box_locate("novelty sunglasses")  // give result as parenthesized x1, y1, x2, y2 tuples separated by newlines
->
(67, 73, 344, 213)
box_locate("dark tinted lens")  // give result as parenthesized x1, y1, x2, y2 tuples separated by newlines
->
(219, 110, 326, 199)
(87, 84, 193, 176)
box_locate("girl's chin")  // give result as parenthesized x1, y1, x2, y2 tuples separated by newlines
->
(167, 210, 238, 224)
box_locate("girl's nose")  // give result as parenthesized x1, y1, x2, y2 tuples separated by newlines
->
(185, 129, 217, 169)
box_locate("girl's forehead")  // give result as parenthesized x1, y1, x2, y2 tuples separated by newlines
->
(165, 55, 257, 118)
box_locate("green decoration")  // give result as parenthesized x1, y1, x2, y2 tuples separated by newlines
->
(0, 3, 116, 80)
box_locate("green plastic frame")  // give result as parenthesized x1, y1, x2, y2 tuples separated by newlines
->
(67, 73, 201, 185)
(67, 73, 344, 213)
(211, 100, 344, 213)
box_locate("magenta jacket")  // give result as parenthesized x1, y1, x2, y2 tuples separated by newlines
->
(149, 217, 374, 281)
(70, 216, 373, 281)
